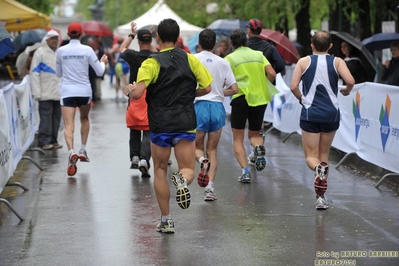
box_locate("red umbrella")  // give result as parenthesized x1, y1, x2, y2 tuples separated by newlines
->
(260, 29, 300, 64)
(80, 21, 113, 37)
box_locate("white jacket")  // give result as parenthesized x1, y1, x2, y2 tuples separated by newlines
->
(30, 44, 61, 101)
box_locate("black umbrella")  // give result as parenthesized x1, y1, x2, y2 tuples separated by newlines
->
(329, 31, 376, 82)
(362, 32, 399, 53)
(13, 29, 47, 52)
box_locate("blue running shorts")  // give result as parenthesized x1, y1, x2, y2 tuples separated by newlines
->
(300, 120, 339, 133)
(194, 100, 226, 132)
(150, 132, 196, 147)
(115, 62, 129, 77)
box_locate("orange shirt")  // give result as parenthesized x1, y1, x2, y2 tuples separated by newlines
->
(126, 90, 149, 130)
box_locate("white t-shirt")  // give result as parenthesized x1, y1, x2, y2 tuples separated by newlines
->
(56, 39, 105, 99)
(194, 51, 236, 103)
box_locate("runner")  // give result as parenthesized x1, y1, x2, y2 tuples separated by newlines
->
(194, 29, 238, 200)
(224, 29, 276, 183)
(56, 22, 108, 176)
(290, 31, 354, 210)
(124, 19, 212, 233)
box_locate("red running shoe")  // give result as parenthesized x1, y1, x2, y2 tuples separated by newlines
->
(67, 153, 79, 176)
(198, 158, 210, 187)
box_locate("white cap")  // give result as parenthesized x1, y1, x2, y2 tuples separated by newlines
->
(41, 29, 60, 43)
(25, 42, 42, 54)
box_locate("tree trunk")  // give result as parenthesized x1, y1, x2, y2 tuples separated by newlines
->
(356, 0, 371, 39)
(295, 0, 312, 56)
(329, 0, 352, 32)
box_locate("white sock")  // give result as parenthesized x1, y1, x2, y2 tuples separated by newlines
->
(161, 215, 170, 222)
(81, 145, 86, 151)
(69, 149, 74, 155)
(206, 181, 214, 190)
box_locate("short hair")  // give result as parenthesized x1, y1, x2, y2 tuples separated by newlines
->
(311, 31, 331, 52)
(390, 41, 399, 49)
(199, 29, 216, 51)
(69, 33, 81, 40)
(157, 18, 180, 44)
(229, 29, 247, 49)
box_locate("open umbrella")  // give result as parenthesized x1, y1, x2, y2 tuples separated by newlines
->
(207, 19, 247, 36)
(13, 29, 47, 52)
(80, 21, 113, 37)
(362, 33, 399, 53)
(329, 31, 376, 82)
(0, 24, 15, 59)
(260, 29, 300, 64)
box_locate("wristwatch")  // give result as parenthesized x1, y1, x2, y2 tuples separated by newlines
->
(128, 34, 135, 39)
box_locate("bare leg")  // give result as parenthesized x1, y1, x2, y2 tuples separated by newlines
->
(302, 130, 336, 179)
(79, 104, 91, 146)
(174, 140, 196, 185)
(248, 129, 263, 148)
(151, 143, 172, 216)
(232, 128, 246, 168)
(195, 130, 206, 162)
(205, 129, 222, 182)
(61, 106, 76, 150)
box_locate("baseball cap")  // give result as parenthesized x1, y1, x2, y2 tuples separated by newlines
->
(247, 19, 263, 33)
(42, 29, 60, 42)
(68, 22, 83, 35)
(138, 29, 152, 42)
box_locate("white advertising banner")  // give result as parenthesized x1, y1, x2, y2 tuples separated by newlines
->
(13, 76, 34, 155)
(0, 91, 13, 193)
(2, 83, 21, 171)
(331, 83, 364, 153)
(355, 83, 399, 173)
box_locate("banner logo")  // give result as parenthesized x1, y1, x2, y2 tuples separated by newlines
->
(379, 95, 391, 152)
(353, 91, 370, 140)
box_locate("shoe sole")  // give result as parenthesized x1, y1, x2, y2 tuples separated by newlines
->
(314, 176, 328, 195)
(139, 166, 151, 178)
(254, 146, 266, 156)
(255, 157, 266, 171)
(238, 178, 251, 183)
(67, 154, 79, 176)
(198, 160, 210, 187)
(171, 172, 191, 209)
(316, 204, 329, 210)
(248, 156, 255, 166)
(316, 162, 329, 178)
(78, 154, 90, 162)
(204, 195, 217, 201)
(156, 227, 175, 233)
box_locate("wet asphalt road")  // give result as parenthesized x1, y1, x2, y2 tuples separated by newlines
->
(1, 79, 399, 266)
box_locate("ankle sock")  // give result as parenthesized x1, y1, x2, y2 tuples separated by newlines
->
(161, 215, 170, 222)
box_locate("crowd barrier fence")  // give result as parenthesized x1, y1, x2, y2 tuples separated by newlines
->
(0, 75, 43, 221)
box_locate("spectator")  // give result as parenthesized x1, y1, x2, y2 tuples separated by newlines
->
(340, 41, 367, 84)
(119, 22, 157, 177)
(381, 41, 399, 86)
(30, 30, 62, 150)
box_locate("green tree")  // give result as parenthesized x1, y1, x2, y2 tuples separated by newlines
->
(18, 0, 58, 15)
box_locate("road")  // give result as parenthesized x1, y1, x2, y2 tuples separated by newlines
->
(1, 80, 398, 266)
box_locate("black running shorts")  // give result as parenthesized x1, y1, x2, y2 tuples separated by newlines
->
(230, 95, 267, 131)
(61, 97, 91, 107)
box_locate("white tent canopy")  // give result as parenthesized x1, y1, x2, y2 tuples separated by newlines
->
(114, 0, 203, 51)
